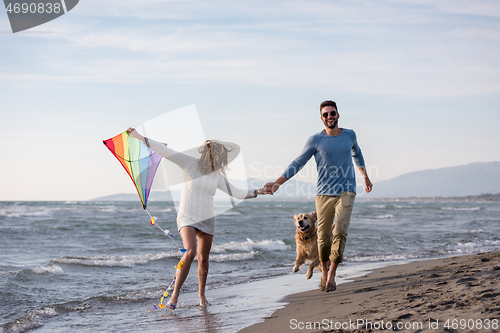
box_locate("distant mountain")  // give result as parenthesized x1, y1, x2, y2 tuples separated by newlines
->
(92, 162, 500, 201)
(91, 191, 174, 202)
(372, 161, 500, 198)
(91, 178, 317, 202)
(253, 162, 500, 199)
(248, 178, 316, 200)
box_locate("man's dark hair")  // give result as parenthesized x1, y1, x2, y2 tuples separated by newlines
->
(320, 100, 338, 112)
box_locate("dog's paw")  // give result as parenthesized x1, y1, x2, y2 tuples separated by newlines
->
(292, 265, 299, 273)
(306, 271, 313, 279)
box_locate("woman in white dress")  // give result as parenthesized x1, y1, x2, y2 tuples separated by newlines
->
(127, 128, 265, 309)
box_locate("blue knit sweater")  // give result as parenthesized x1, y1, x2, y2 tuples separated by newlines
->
(282, 129, 365, 196)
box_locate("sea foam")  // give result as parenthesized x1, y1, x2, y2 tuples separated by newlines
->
(210, 251, 258, 262)
(211, 238, 288, 253)
(441, 206, 481, 211)
(53, 252, 171, 268)
(31, 264, 64, 275)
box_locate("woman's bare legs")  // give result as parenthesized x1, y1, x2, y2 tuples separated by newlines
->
(196, 230, 213, 306)
(167, 227, 197, 309)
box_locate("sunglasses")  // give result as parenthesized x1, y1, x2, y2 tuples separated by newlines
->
(321, 110, 337, 118)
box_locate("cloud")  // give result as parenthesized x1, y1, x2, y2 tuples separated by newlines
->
(1, 0, 499, 96)
(417, 0, 500, 18)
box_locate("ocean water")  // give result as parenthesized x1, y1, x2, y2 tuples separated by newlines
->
(1, 199, 499, 333)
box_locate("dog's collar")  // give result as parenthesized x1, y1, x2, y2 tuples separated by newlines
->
(301, 231, 317, 241)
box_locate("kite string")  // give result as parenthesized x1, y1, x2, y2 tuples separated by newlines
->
(145, 209, 184, 250)
(145, 209, 186, 310)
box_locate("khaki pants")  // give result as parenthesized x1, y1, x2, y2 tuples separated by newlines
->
(315, 191, 356, 264)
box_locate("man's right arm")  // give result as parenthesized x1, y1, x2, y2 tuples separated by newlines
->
(263, 135, 317, 194)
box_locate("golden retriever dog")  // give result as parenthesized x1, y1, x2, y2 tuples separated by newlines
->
(292, 211, 335, 279)
(292, 211, 320, 279)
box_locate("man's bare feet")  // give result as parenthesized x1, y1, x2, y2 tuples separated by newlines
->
(321, 270, 328, 287)
(325, 271, 336, 292)
(326, 281, 336, 292)
(319, 278, 326, 291)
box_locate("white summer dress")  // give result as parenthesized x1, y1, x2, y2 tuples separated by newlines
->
(148, 139, 255, 235)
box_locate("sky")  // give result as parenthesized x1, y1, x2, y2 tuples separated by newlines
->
(1, 0, 499, 201)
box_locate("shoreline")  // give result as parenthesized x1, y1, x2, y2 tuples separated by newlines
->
(239, 251, 500, 332)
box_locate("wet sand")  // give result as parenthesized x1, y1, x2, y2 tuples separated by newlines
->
(240, 251, 500, 332)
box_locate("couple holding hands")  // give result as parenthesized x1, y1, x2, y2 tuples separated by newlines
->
(128, 100, 372, 309)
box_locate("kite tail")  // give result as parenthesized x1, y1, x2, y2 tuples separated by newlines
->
(145, 208, 187, 310)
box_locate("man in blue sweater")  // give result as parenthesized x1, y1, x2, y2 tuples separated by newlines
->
(264, 100, 373, 292)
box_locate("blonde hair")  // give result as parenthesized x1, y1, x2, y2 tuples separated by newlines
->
(197, 140, 233, 175)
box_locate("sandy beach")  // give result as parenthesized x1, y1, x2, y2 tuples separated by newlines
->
(240, 251, 500, 333)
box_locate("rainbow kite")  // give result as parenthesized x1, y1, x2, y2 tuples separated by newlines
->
(103, 131, 164, 210)
(104, 130, 186, 310)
